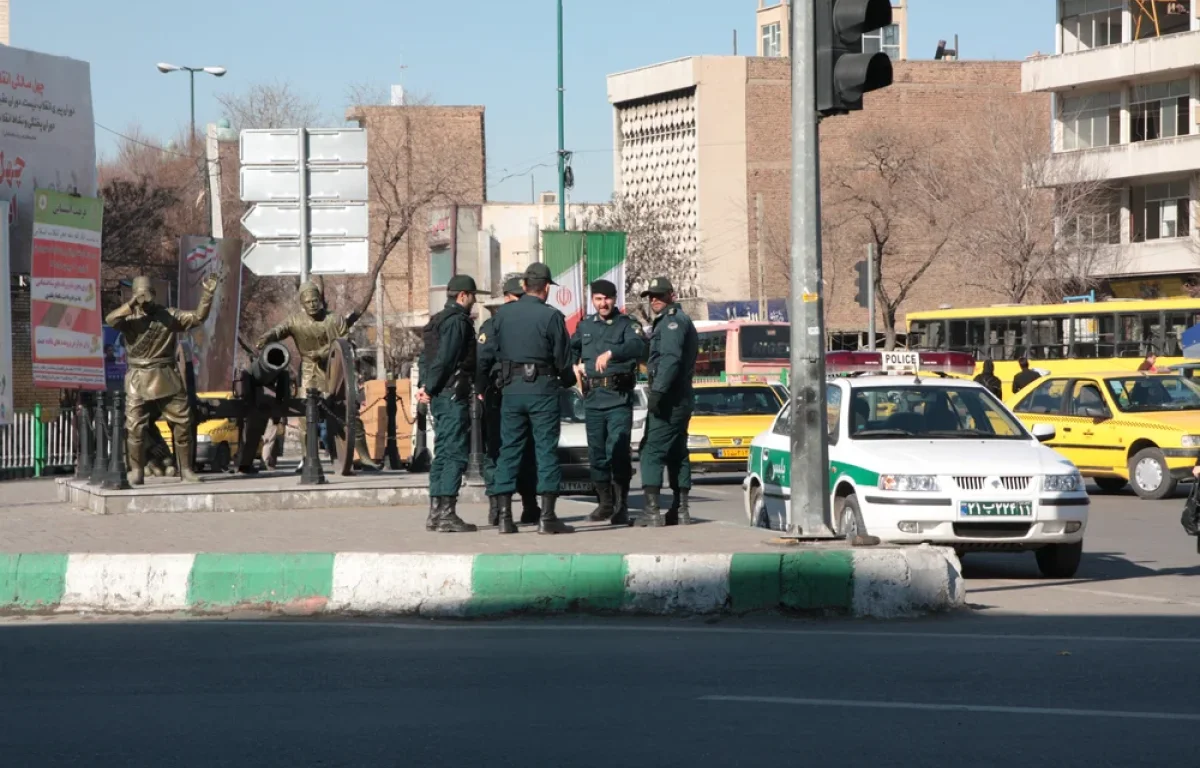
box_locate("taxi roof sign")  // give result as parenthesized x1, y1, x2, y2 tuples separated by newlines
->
(725, 374, 770, 384)
(825, 350, 975, 377)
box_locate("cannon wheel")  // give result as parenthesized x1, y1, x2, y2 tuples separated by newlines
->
(175, 344, 199, 472)
(324, 338, 359, 477)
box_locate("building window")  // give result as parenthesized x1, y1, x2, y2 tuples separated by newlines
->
(1062, 189, 1121, 246)
(1059, 91, 1120, 150)
(1061, 0, 1123, 53)
(430, 246, 453, 287)
(1134, 0, 1192, 39)
(1132, 79, 1191, 142)
(762, 22, 781, 57)
(863, 24, 900, 60)
(1132, 179, 1191, 242)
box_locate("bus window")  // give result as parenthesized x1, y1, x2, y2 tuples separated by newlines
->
(949, 320, 967, 352)
(1030, 316, 1067, 359)
(910, 320, 944, 350)
(739, 325, 790, 360)
(1164, 312, 1200, 356)
(1069, 315, 1100, 358)
(1118, 313, 1160, 357)
(695, 331, 726, 376)
(988, 317, 1027, 360)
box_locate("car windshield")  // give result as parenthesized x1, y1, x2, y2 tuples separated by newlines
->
(693, 386, 783, 416)
(849, 385, 1028, 440)
(1105, 375, 1200, 412)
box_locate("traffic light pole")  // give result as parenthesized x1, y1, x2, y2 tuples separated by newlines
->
(867, 243, 876, 350)
(788, 0, 835, 538)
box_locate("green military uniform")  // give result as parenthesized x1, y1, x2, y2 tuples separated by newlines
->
(637, 277, 699, 527)
(569, 279, 647, 525)
(416, 274, 483, 533)
(106, 274, 217, 485)
(256, 282, 380, 473)
(476, 276, 539, 526)
(489, 262, 574, 534)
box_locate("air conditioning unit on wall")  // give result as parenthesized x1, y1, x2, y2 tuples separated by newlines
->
(539, 192, 558, 205)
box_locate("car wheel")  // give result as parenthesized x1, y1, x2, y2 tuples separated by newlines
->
(212, 443, 232, 474)
(748, 483, 770, 529)
(1035, 541, 1083, 579)
(834, 494, 867, 539)
(1093, 477, 1128, 493)
(1128, 447, 1176, 500)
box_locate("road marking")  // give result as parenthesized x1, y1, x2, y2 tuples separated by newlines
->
(1056, 586, 1200, 608)
(699, 695, 1200, 722)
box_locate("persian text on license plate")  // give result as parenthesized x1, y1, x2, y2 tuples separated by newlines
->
(960, 501, 1032, 517)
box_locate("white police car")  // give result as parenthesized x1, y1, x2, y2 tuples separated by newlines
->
(743, 351, 1090, 578)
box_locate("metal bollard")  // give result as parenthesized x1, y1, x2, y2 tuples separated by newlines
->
(103, 391, 131, 490)
(384, 380, 402, 470)
(90, 393, 110, 486)
(300, 387, 326, 485)
(76, 392, 93, 480)
(465, 384, 484, 482)
(409, 400, 432, 474)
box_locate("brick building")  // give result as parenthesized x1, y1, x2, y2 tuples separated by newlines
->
(607, 56, 1047, 339)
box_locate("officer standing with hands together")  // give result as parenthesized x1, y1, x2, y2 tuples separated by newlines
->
(570, 279, 647, 525)
(638, 277, 699, 527)
(488, 263, 576, 534)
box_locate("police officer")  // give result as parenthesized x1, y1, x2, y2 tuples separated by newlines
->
(637, 277, 699, 528)
(488, 262, 575, 534)
(417, 274, 483, 533)
(570, 279, 647, 525)
(477, 276, 540, 526)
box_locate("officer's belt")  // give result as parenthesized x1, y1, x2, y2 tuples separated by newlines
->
(128, 357, 176, 369)
(587, 374, 634, 390)
(510, 364, 557, 375)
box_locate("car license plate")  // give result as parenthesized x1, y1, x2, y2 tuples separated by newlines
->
(718, 448, 750, 459)
(959, 501, 1032, 517)
(558, 481, 594, 494)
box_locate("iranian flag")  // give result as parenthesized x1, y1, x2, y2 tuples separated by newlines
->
(543, 230, 629, 334)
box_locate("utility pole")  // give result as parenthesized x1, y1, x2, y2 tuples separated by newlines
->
(788, 0, 835, 538)
(867, 243, 876, 350)
(756, 193, 766, 319)
(297, 128, 311, 283)
(556, 0, 567, 231)
(376, 275, 386, 380)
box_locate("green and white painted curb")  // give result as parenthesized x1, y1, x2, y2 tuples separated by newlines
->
(0, 547, 963, 619)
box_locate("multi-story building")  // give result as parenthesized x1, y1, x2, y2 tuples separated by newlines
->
(755, 0, 909, 61)
(1023, 1, 1200, 293)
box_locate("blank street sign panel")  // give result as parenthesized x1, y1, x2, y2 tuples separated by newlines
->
(242, 203, 369, 239)
(308, 166, 368, 201)
(307, 129, 368, 164)
(239, 129, 301, 166)
(242, 239, 369, 276)
(240, 167, 300, 202)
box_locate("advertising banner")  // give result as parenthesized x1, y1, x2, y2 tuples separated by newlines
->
(31, 189, 103, 389)
(178, 236, 242, 393)
(102, 325, 126, 392)
(0, 46, 97, 273)
(0, 222, 12, 424)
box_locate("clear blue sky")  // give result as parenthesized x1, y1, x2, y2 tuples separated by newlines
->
(18, 0, 1054, 204)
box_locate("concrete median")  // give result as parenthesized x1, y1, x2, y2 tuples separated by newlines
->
(0, 546, 963, 619)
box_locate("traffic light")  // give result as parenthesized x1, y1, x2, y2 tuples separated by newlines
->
(854, 259, 869, 308)
(815, 0, 895, 116)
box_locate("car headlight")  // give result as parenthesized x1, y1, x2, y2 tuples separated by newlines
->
(196, 434, 212, 444)
(878, 474, 938, 492)
(1182, 435, 1200, 448)
(688, 435, 712, 448)
(1042, 473, 1082, 492)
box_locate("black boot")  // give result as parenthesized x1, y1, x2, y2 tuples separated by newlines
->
(519, 493, 541, 525)
(665, 487, 681, 526)
(589, 483, 616, 522)
(425, 496, 442, 531)
(610, 482, 631, 526)
(537, 494, 574, 534)
(636, 487, 664, 527)
(487, 495, 499, 527)
(496, 495, 518, 534)
(676, 489, 692, 526)
(435, 496, 478, 533)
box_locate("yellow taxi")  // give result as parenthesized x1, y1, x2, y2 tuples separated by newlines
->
(688, 377, 787, 473)
(1006, 371, 1200, 500)
(156, 392, 248, 473)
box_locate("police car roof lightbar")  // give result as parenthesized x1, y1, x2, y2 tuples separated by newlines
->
(825, 350, 976, 377)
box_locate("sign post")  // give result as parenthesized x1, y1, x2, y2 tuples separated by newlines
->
(239, 128, 370, 277)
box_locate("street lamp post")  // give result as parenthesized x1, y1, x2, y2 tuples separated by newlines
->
(157, 63, 226, 238)
(556, 0, 566, 231)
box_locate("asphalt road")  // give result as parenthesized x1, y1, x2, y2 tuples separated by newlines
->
(1, 615, 1197, 767)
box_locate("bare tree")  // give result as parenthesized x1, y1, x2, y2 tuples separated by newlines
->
(215, 80, 324, 132)
(957, 97, 1118, 303)
(825, 124, 969, 349)
(344, 82, 436, 111)
(579, 194, 698, 321)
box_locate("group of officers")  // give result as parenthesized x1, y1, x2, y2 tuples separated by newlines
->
(417, 263, 699, 535)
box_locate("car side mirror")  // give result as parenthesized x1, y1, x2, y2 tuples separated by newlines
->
(1031, 423, 1056, 443)
(1081, 406, 1111, 421)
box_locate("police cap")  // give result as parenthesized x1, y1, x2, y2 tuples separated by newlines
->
(590, 279, 617, 298)
(640, 276, 675, 297)
(523, 262, 558, 285)
(446, 274, 483, 294)
(503, 276, 525, 296)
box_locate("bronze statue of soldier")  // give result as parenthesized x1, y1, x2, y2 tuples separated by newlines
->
(105, 273, 221, 485)
(255, 281, 380, 472)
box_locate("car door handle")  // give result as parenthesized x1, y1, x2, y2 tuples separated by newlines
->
(1062, 427, 1072, 432)
(1082, 431, 1095, 437)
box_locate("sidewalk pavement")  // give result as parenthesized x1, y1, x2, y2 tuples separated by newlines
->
(0, 479, 965, 619)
